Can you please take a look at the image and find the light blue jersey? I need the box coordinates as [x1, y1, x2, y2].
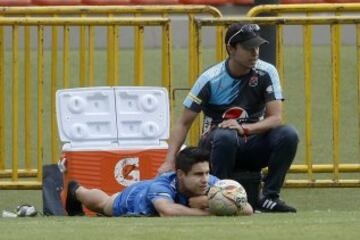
[112, 172, 219, 216]
[183, 59, 283, 132]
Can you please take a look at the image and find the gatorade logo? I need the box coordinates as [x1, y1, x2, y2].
[114, 157, 140, 187]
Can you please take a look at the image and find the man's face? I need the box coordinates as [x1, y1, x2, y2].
[177, 162, 210, 197]
[228, 43, 260, 70]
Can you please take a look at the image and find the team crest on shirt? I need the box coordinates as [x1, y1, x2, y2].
[249, 76, 259, 87]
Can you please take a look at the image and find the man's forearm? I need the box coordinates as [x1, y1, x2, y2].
[165, 123, 190, 163]
[160, 108, 198, 173]
[159, 203, 210, 217]
[243, 115, 281, 135]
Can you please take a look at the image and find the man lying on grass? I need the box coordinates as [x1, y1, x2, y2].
[66, 147, 253, 217]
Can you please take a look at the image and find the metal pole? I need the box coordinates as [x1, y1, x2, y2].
[254, 0, 279, 66]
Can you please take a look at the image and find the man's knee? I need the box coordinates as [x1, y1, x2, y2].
[213, 128, 238, 146]
[275, 125, 299, 146]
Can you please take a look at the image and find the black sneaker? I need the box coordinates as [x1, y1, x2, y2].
[65, 180, 84, 216]
[257, 197, 297, 213]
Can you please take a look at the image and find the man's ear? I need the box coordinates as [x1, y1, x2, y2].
[226, 44, 235, 56]
[176, 169, 185, 179]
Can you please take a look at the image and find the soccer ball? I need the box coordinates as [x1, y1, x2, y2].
[208, 179, 248, 216]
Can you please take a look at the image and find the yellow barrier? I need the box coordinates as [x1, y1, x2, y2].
[0, 5, 223, 85]
[247, 3, 360, 17]
[247, 3, 360, 101]
[246, 3, 360, 187]
[247, 4, 360, 183]
[192, 16, 360, 187]
[0, 5, 223, 190]
[0, 17, 170, 189]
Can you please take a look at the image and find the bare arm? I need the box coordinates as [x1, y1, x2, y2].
[158, 108, 199, 174]
[188, 195, 209, 209]
[153, 199, 210, 217]
[243, 100, 282, 134]
[219, 100, 283, 136]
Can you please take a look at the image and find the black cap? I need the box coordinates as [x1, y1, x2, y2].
[225, 23, 269, 48]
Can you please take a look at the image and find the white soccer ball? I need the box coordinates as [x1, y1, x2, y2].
[208, 179, 248, 216]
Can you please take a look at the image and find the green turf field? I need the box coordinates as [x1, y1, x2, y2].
[1, 188, 360, 240]
[0, 211, 359, 240]
[0, 46, 359, 239]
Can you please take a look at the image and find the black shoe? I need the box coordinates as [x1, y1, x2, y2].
[65, 180, 84, 216]
[257, 197, 297, 213]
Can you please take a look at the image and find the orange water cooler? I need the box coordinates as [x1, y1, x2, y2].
[56, 87, 169, 215]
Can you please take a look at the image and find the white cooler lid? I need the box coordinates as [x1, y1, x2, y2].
[56, 86, 169, 149]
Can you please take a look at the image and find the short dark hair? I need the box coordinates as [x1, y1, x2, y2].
[175, 147, 210, 174]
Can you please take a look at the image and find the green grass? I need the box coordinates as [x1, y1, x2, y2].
[1, 188, 360, 240]
[1, 188, 360, 214]
[0, 211, 359, 240]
